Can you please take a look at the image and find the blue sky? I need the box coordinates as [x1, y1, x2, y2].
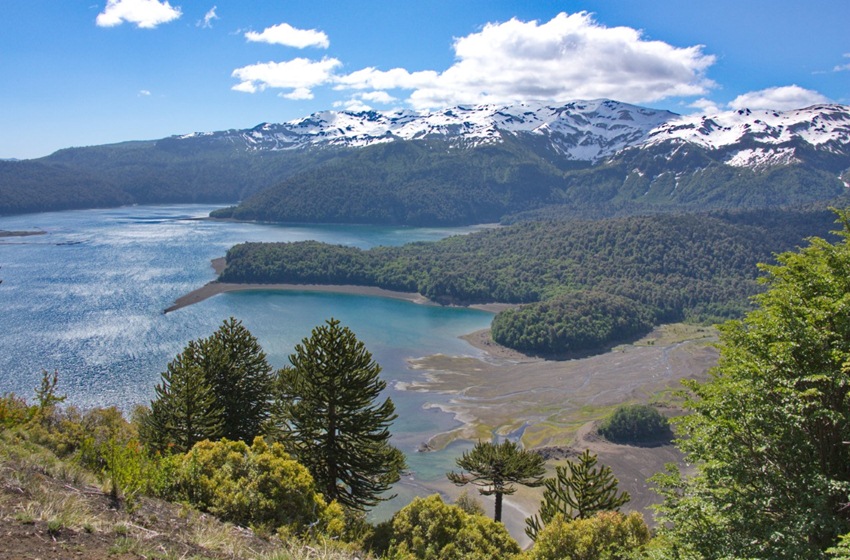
[1, 0, 848, 159]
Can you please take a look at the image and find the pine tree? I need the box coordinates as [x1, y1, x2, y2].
[198, 317, 274, 442]
[143, 340, 224, 453]
[447, 439, 546, 523]
[525, 449, 630, 540]
[272, 318, 406, 510]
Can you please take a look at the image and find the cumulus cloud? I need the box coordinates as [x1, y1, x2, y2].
[333, 99, 373, 112]
[245, 23, 329, 49]
[233, 12, 716, 109]
[688, 98, 722, 115]
[358, 91, 397, 104]
[728, 85, 831, 111]
[835, 53, 850, 72]
[231, 57, 341, 96]
[280, 87, 314, 100]
[335, 12, 715, 109]
[96, 0, 181, 29]
[198, 6, 218, 28]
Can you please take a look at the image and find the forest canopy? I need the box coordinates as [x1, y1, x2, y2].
[219, 207, 843, 355]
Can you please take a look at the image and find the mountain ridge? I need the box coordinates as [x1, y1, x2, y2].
[2, 99, 849, 221]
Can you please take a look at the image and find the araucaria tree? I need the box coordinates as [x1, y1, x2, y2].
[142, 317, 273, 452]
[525, 449, 630, 540]
[142, 340, 224, 453]
[272, 318, 406, 510]
[655, 210, 850, 559]
[447, 439, 546, 523]
[199, 317, 274, 442]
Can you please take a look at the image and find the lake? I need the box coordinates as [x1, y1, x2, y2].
[0, 204, 494, 515]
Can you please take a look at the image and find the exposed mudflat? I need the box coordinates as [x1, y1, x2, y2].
[405, 323, 717, 450]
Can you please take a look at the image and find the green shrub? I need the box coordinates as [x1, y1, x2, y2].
[388, 494, 520, 560]
[161, 436, 338, 535]
[524, 511, 651, 560]
[597, 404, 670, 444]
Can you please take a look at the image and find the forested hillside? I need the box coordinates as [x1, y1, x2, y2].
[219, 206, 845, 355]
[0, 160, 131, 214]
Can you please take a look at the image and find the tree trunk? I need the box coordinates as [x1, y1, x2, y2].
[494, 491, 503, 523]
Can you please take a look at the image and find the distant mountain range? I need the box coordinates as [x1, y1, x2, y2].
[2, 100, 848, 222]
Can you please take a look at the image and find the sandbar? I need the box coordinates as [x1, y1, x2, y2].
[164, 257, 513, 314]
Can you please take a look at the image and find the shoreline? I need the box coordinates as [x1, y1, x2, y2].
[164, 257, 516, 314]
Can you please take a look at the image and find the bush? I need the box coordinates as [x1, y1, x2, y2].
[160, 436, 339, 535]
[388, 494, 520, 559]
[524, 511, 651, 560]
[597, 404, 671, 444]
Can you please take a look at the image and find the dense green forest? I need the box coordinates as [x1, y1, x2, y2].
[219, 207, 845, 355]
[3, 130, 847, 223]
[0, 160, 132, 214]
[214, 138, 848, 225]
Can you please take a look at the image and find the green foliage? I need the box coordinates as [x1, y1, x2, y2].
[454, 489, 486, 516]
[34, 370, 66, 414]
[597, 404, 671, 444]
[0, 393, 32, 429]
[491, 291, 654, 355]
[447, 440, 546, 522]
[160, 437, 335, 534]
[387, 494, 521, 560]
[141, 317, 274, 452]
[201, 317, 275, 442]
[527, 450, 630, 540]
[271, 318, 406, 510]
[523, 511, 651, 560]
[220, 208, 841, 355]
[654, 209, 850, 559]
[142, 341, 224, 454]
[828, 532, 850, 559]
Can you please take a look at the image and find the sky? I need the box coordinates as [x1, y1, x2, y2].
[1, 0, 848, 160]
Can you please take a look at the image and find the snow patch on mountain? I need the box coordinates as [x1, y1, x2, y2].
[175, 101, 850, 167]
[647, 105, 850, 150]
[178, 99, 676, 161]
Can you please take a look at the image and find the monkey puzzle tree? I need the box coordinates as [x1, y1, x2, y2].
[447, 439, 546, 523]
[142, 317, 272, 452]
[272, 318, 406, 510]
[142, 340, 224, 453]
[526, 449, 630, 540]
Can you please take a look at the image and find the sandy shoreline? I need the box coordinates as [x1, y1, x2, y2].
[164, 257, 515, 314]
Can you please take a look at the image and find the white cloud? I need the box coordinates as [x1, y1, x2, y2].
[336, 12, 715, 109]
[688, 98, 721, 115]
[729, 85, 831, 111]
[231, 57, 341, 96]
[280, 87, 314, 100]
[334, 99, 373, 112]
[96, 0, 181, 29]
[835, 53, 850, 72]
[245, 23, 329, 49]
[138, 89, 152, 96]
[197, 6, 218, 28]
[232, 12, 716, 110]
[358, 91, 397, 104]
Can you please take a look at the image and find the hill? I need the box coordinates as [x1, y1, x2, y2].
[2, 100, 848, 222]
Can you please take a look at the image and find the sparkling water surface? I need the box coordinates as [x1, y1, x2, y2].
[0, 204, 494, 513]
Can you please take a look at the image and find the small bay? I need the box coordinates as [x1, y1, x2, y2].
[0, 204, 494, 515]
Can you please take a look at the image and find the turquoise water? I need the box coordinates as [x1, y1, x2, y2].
[0, 204, 491, 514]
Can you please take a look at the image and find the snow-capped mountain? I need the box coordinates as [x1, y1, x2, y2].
[174, 100, 850, 168]
[177, 99, 677, 161]
[646, 104, 850, 168]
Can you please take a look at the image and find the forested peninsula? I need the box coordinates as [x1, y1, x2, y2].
[218, 206, 845, 356]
